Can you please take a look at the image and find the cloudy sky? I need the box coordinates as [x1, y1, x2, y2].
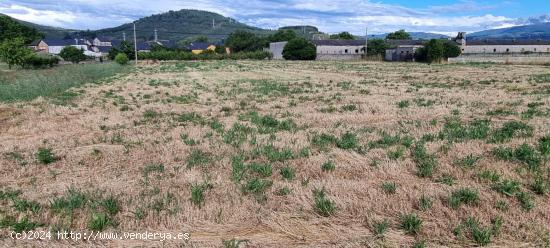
[1, 0, 549, 35]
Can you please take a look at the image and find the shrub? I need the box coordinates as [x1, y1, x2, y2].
[449, 188, 479, 208]
[400, 213, 422, 235]
[21, 54, 59, 69]
[313, 188, 336, 217]
[114, 53, 129, 65]
[36, 147, 56, 164]
[59, 46, 87, 64]
[282, 38, 316, 60]
[101, 196, 120, 215]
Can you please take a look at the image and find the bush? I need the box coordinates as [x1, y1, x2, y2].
[59, 46, 86, 64]
[282, 38, 316, 60]
[114, 53, 129, 65]
[21, 54, 59, 69]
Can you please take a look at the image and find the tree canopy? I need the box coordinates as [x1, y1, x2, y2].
[367, 39, 388, 56]
[59, 46, 87, 64]
[282, 38, 316, 60]
[386, 30, 411, 40]
[225, 30, 265, 53]
[330, 32, 355, 40]
[268, 30, 298, 43]
[0, 38, 33, 69]
[108, 41, 135, 60]
[415, 39, 462, 63]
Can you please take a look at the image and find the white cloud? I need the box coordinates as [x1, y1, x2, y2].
[0, 0, 545, 35]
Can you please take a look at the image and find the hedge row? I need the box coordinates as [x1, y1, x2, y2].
[137, 50, 273, 61]
[21, 55, 59, 69]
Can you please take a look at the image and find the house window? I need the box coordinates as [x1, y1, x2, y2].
[345, 49, 348, 54]
[506, 48, 509, 52]
[493, 48, 496, 53]
[355, 49, 358, 53]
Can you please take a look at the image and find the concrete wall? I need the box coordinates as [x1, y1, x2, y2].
[316, 45, 365, 61]
[462, 45, 550, 54]
[48, 45, 88, 55]
[269, 42, 287, 60]
[316, 54, 363, 61]
[449, 53, 550, 64]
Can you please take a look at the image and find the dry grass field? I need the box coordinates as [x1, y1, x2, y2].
[1, 60, 550, 247]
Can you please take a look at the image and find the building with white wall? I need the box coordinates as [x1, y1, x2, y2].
[268, 40, 366, 60]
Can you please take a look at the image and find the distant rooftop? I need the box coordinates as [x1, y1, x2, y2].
[313, 40, 366, 46]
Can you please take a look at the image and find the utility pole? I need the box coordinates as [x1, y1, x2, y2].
[365, 27, 368, 60]
[212, 19, 215, 29]
[154, 29, 158, 42]
[133, 22, 138, 65]
[123, 32, 126, 41]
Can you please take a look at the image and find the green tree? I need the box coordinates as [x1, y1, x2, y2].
[0, 38, 32, 69]
[0, 16, 42, 43]
[330, 32, 355, 40]
[386, 30, 412, 40]
[108, 41, 135, 60]
[225, 30, 265, 53]
[282, 38, 316, 60]
[367, 39, 388, 56]
[416, 39, 461, 63]
[59, 46, 87, 64]
[268, 29, 298, 43]
[443, 41, 462, 58]
[114, 53, 129, 65]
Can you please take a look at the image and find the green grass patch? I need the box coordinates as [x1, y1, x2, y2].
[449, 188, 479, 209]
[490, 121, 533, 143]
[0, 63, 130, 102]
[313, 188, 336, 217]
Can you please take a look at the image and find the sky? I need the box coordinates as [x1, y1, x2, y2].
[1, 0, 550, 36]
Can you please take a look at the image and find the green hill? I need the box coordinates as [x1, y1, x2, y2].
[468, 22, 550, 40]
[0, 13, 76, 39]
[78, 9, 270, 42]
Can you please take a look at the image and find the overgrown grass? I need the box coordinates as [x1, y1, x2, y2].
[0, 63, 131, 102]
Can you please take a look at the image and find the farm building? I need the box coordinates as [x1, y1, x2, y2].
[384, 40, 425, 61]
[36, 39, 96, 56]
[268, 40, 366, 60]
[313, 40, 366, 60]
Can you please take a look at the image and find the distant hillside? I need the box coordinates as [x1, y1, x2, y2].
[366, 32, 449, 40]
[76, 10, 270, 42]
[468, 22, 550, 40]
[0, 13, 76, 39]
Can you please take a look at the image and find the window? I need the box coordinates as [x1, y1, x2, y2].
[534, 48, 537, 52]
[345, 49, 348, 54]
[493, 48, 496, 53]
[355, 49, 358, 53]
[506, 48, 509, 52]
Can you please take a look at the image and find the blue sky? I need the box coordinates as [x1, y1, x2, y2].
[1, 0, 549, 35]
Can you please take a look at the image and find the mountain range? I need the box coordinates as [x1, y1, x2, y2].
[2, 9, 550, 42]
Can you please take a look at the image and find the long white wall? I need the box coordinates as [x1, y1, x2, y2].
[462, 45, 550, 54]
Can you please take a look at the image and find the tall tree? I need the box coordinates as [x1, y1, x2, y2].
[0, 38, 32, 69]
[386, 30, 412, 40]
[367, 39, 388, 56]
[282, 38, 316, 60]
[225, 30, 265, 53]
[268, 30, 297, 43]
[330, 32, 355, 40]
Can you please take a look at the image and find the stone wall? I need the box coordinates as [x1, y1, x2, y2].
[449, 53, 550, 64]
